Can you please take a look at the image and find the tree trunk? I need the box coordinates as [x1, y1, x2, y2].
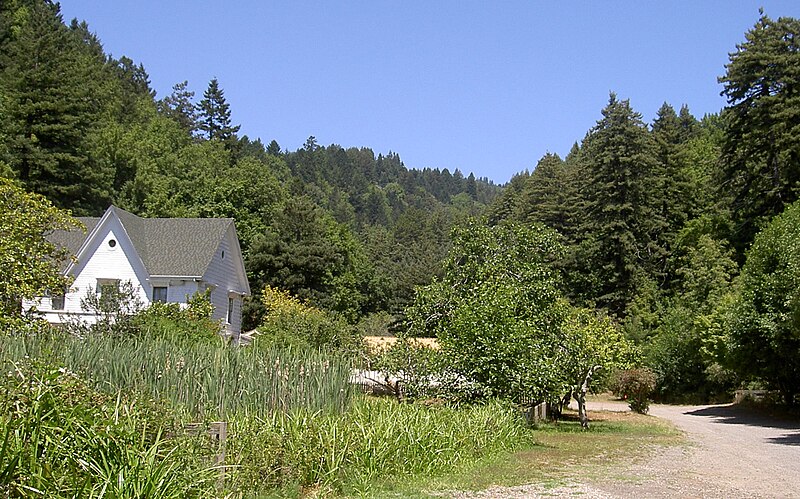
[574, 366, 602, 429]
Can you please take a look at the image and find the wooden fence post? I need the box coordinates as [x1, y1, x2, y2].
[210, 421, 227, 491]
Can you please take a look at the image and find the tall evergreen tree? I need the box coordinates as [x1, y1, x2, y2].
[0, 0, 113, 214]
[197, 78, 240, 145]
[651, 102, 697, 276]
[158, 80, 198, 135]
[514, 153, 579, 239]
[577, 94, 664, 316]
[719, 13, 800, 249]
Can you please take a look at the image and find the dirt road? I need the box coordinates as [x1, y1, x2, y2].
[589, 402, 800, 498]
[450, 401, 800, 498]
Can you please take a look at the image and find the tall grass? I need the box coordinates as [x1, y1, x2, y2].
[0, 332, 535, 496]
[0, 332, 354, 419]
[0, 361, 216, 497]
[226, 398, 533, 496]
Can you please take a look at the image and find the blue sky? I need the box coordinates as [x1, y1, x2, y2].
[59, 1, 800, 184]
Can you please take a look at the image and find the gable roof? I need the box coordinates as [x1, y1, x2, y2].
[52, 206, 235, 278]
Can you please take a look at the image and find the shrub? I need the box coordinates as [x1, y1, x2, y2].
[372, 336, 443, 400]
[610, 368, 657, 414]
[256, 285, 363, 353]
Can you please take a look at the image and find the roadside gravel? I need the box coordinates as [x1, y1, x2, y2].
[446, 400, 800, 498]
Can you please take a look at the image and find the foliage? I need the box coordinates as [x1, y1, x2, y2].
[256, 285, 363, 353]
[561, 309, 638, 426]
[573, 93, 665, 316]
[407, 220, 569, 403]
[0, 0, 115, 214]
[642, 220, 739, 402]
[1, 331, 354, 420]
[723, 199, 800, 406]
[0, 335, 530, 497]
[372, 336, 443, 400]
[225, 398, 531, 496]
[196, 78, 240, 146]
[719, 13, 800, 250]
[133, 290, 221, 344]
[0, 178, 81, 331]
[0, 359, 214, 497]
[610, 368, 657, 413]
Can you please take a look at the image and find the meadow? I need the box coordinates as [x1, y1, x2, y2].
[0, 331, 537, 497]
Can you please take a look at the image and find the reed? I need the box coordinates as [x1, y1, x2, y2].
[225, 397, 532, 495]
[0, 333, 532, 496]
[0, 332, 354, 419]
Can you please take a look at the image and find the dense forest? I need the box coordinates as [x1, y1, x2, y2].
[0, 0, 500, 332]
[2, 0, 800, 408]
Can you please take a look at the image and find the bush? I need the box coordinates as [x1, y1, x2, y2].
[372, 336, 443, 400]
[256, 285, 363, 353]
[610, 368, 657, 414]
[133, 291, 221, 345]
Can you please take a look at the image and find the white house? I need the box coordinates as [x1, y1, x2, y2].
[24, 206, 251, 337]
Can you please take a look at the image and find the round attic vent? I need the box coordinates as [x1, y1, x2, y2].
[108, 239, 117, 248]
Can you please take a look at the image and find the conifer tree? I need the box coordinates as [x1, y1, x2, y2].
[577, 94, 663, 316]
[651, 102, 697, 273]
[197, 78, 240, 145]
[0, 0, 113, 215]
[719, 13, 800, 249]
[159, 80, 198, 134]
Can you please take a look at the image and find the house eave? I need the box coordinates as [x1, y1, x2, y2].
[149, 275, 204, 280]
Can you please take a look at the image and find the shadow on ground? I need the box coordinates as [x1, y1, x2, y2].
[685, 404, 800, 446]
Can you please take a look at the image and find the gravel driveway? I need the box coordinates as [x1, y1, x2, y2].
[449, 401, 800, 498]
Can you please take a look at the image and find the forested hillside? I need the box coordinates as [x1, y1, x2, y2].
[0, 0, 499, 329]
[2, 0, 799, 406]
[487, 13, 800, 403]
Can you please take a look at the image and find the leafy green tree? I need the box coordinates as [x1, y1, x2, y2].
[643, 218, 739, 402]
[0, 178, 81, 330]
[562, 309, 637, 427]
[719, 13, 800, 250]
[406, 220, 568, 403]
[723, 199, 800, 406]
[197, 78, 240, 145]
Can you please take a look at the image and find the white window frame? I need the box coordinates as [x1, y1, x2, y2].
[96, 278, 120, 297]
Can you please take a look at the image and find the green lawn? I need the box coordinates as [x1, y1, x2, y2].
[357, 406, 683, 498]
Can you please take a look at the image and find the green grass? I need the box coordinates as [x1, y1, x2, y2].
[224, 397, 534, 497]
[363, 408, 682, 498]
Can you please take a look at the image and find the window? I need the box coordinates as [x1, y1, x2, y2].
[97, 279, 119, 297]
[96, 279, 120, 312]
[152, 286, 168, 303]
[227, 297, 234, 324]
[51, 290, 65, 310]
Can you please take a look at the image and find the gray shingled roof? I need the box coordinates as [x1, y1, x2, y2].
[50, 207, 233, 277]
